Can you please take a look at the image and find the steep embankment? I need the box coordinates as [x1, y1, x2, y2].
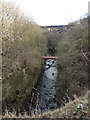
[42, 17, 89, 119]
[56, 18, 88, 106]
[1, 1, 47, 111]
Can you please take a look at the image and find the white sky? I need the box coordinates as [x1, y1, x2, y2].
[5, 0, 89, 26]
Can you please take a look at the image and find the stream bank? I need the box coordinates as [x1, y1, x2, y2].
[29, 54, 58, 114]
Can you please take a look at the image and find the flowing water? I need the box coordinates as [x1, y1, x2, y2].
[34, 57, 58, 112]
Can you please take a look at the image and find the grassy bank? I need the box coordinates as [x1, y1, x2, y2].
[42, 91, 89, 119]
[2, 92, 89, 119]
[1, 1, 47, 112]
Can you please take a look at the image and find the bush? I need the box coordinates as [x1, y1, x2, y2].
[1, 1, 47, 111]
[56, 18, 88, 105]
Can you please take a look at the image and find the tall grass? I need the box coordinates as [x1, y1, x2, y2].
[42, 92, 89, 118]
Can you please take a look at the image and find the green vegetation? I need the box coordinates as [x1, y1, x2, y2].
[46, 31, 60, 55]
[40, 18, 88, 119]
[1, 1, 47, 111]
[1, 1, 88, 118]
[56, 18, 88, 106]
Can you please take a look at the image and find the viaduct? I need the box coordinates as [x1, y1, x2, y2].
[40, 25, 74, 33]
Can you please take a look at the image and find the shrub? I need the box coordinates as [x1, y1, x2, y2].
[1, 1, 47, 111]
[56, 18, 88, 105]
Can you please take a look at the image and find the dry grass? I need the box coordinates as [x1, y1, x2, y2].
[3, 109, 42, 118]
[2, 91, 89, 119]
[42, 91, 89, 119]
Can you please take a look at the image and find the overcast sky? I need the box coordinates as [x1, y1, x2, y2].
[5, 0, 89, 26]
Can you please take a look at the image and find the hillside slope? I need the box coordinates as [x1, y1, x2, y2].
[55, 17, 88, 106]
[42, 91, 89, 119]
[1, 1, 47, 112]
